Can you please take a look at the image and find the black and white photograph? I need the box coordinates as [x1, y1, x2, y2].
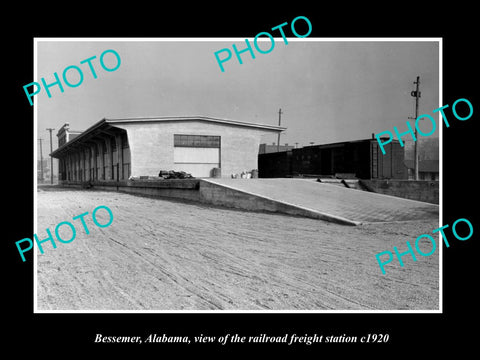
[6, 6, 478, 355]
[34, 39, 441, 312]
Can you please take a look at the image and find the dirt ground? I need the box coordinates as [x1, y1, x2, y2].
[35, 187, 439, 311]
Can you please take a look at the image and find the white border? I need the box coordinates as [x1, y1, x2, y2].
[33, 42, 38, 312]
[33, 37, 442, 314]
[438, 38, 443, 313]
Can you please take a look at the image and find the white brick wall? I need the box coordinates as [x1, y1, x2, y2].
[112, 121, 276, 178]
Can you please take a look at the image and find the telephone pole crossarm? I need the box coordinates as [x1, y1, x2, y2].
[38, 138, 44, 182]
[277, 108, 283, 152]
[411, 76, 420, 180]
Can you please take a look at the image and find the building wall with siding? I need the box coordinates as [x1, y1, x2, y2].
[259, 139, 407, 180]
[112, 121, 274, 178]
[258, 151, 292, 178]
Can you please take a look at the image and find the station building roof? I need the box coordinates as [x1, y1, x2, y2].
[50, 116, 286, 158]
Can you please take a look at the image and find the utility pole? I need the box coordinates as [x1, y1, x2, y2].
[46, 128, 55, 184]
[277, 108, 283, 152]
[409, 76, 421, 180]
[38, 138, 44, 182]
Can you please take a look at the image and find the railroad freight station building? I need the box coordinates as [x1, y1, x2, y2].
[50, 116, 285, 183]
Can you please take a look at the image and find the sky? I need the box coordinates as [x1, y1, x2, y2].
[35, 39, 440, 155]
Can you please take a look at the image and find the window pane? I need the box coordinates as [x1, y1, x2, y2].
[174, 134, 220, 148]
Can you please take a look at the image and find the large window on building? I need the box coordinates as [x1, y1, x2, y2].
[58, 134, 66, 147]
[173, 134, 221, 177]
[174, 134, 220, 148]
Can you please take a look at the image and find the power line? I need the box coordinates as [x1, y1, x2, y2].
[277, 108, 283, 152]
[408, 76, 421, 180]
[38, 138, 44, 182]
[46, 128, 55, 184]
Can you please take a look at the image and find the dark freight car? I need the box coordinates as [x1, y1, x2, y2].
[258, 138, 407, 180]
[258, 150, 292, 178]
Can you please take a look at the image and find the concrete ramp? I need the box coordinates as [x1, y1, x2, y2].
[200, 178, 439, 225]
